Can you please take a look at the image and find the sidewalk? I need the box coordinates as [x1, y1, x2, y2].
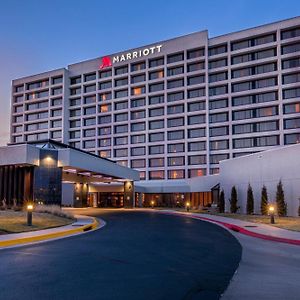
[152, 209, 300, 245]
[0, 214, 102, 249]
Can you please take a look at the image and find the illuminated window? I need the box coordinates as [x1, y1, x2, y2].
[168, 170, 184, 179]
[131, 86, 145, 96]
[188, 169, 206, 178]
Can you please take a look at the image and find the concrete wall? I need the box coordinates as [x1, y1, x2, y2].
[219, 143, 300, 216]
[62, 183, 74, 206]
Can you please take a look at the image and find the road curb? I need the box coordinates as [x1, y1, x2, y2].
[0, 217, 100, 249]
[158, 211, 300, 246]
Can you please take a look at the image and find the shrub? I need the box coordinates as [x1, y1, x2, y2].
[32, 204, 74, 219]
[230, 186, 238, 213]
[260, 185, 268, 215]
[246, 184, 254, 215]
[218, 190, 225, 213]
[276, 180, 287, 217]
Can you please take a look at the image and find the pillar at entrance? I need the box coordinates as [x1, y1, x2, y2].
[123, 181, 134, 208]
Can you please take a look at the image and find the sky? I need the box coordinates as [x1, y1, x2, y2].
[0, 0, 299, 145]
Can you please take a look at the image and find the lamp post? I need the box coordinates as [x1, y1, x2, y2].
[151, 200, 155, 209]
[186, 202, 190, 212]
[27, 204, 33, 226]
[269, 205, 275, 224]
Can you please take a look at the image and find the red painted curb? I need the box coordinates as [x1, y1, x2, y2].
[159, 211, 300, 246]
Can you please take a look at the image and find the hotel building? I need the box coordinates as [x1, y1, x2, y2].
[7, 16, 300, 213]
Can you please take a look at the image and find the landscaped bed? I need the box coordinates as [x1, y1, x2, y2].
[0, 210, 75, 234]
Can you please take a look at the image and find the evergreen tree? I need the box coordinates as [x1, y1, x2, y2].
[230, 186, 238, 213]
[218, 190, 225, 213]
[276, 180, 287, 216]
[246, 184, 254, 215]
[260, 185, 268, 215]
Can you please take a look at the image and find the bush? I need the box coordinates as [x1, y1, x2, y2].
[260, 185, 268, 215]
[31, 205, 74, 219]
[276, 180, 287, 217]
[230, 186, 238, 213]
[246, 184, 254, 215]
[218, 190, 225, 213]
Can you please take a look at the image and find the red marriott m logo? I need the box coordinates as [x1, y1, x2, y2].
[99, 56, 112, 69]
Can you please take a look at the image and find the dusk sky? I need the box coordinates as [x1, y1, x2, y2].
[0, 0, 299, 145]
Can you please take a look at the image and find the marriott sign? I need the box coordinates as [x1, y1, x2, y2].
[100, 44, 163, 69]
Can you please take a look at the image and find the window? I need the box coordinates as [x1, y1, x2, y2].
[232, 92, 277, 106]
[131, 61, 145, 72]
[70, 76, 81, 85]
[283, 87, 300, 99]
[131, 147, 145, 156]
[84, 95, 96, 104]
[149, 107, 164, 117]
[284, 102, 300, 114]
[84, 107, 96, 115]
[188, 169, 206, 178]
[209, 85, 228, 96]
[188, 128, 206, 138]
[210, 140, 229, 150]
[167, 104, 184, 114]
[283, 73, 300, 84]
[99, 127, 111, 135]
[285, 133, 300, 144]
[210, 126, 228, 137]
[188, 141, 205, 151]
[281, 27, 300, 40]
[149, 170, 164, 180]
[70, 120, 81, 128]
[231, 34, 276, 51]
[114, 148, 128, 157]
[115, 77, 128, 87]
[188, 155, 206, 165]
[99, 138, 111, 147]
[27, 80, 49, 90]
[167, 130, 184, 140]
[149, 57, 164, 68]
[52, 98, 62, 106]
[84, 118, 96, 126]
[284, 118, 300, 129]
[149, 158, 164, 167]
[84, 73, 96, 82]
[131, 98, 145, 108]
[115, 101, 128, 110]
[167, 52, 184, 63]
[51, 131, 62, 139]
[209, 112, 228, 123]
[209, 99, 228, 110]
[131, 159, 146, 168]
[99, 115, 112, 124]
[131, 134, 145, 144]
[51, 109, 62, 117]
[282, 42, 300, 55]
[187, 62, 205, 72]
[99, 70, 112, 79]
[232, 77, 277, 93]
[167, 79, 184, 89]
[52, 87, 62, 95]
[15, 85, 24, 93]
[131, 110, 145, 120]
[149, 70, 164, 80]
[168, 170, 184, 180]
[114, 124, 128, 133]
[282, 57, 300, 69]
[149, 132, 165, 142]
[99, 104, 111, 113]
[99, 92, 112, 101]
[99, 81, 112, 90]
[131, 74, 145, 84]
[167, 92, 184, 102]
[188, 115, 205, 125]
[232, 63, 276, 79]
[188, 88, 205, 98]
[168, 156, 184, 166]
[99, 150, 111, 158]
[188, 101, 206, 112]
[14, 95, 23, 103]
[209, 58, 227, 69]
[115, 66, 128, 76]
[188, 75, 205, 85]
[167, 117, 184, 127]
[84, 140, 95, 149]
[84, 129, 95, 137]
[168, 143, 184, 153]
[131, 122, 145, 132]
[167, 66, 184, 76]
[208, 45, 227, 56]
[115, 89, 128, 98]
[115, 113, 128, 122]
[149, 120, 164, 130]
[149, 83, 164, 93]
[131, 86, 146, 96]
[210, 154, 229, 164]
[149, 145, 164, 154]
[149, 95, 164, 105]
[187, 48, 204, 59]
[232, 48, 276, 64]
[27, 90, 49, 99]
[209, 72, 227, 83]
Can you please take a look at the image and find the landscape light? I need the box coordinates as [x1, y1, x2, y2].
[27, 204, 33, 226]
[151, 200, 155, 209]
[269, 205, 275, 224]
[186, 202, 191, 212]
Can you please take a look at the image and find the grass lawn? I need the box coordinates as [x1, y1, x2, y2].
[0, 210, 74, 234]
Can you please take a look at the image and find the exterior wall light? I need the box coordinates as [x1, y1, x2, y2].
[269, 205, 275, 224]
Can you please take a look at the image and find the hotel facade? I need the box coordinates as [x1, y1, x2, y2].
[7, 16, 300, 214]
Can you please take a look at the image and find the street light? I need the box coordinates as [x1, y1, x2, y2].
[151, 200, 155, 209]
[186, 202, 190, 212]
[27, 204, 33, 226]
[269, 205, 275, 224]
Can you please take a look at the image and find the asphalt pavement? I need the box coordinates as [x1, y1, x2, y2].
[0, 209, 241, 300]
